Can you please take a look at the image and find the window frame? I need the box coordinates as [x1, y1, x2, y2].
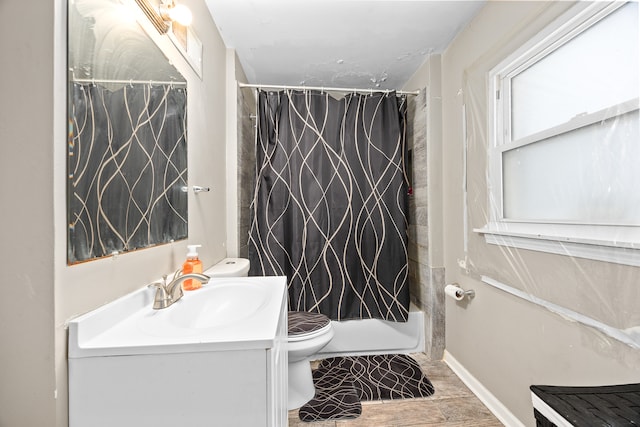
[477, 1, 640, 267]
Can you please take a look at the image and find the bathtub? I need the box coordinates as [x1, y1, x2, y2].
[317, 303, 424, 358]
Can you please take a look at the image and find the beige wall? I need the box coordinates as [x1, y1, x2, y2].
[0, 1, 230, 425]
[433, 1, 640, 425]
[0, 1, 57, 425]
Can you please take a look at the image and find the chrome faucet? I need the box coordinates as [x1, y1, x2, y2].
[148, 270, 210, 309]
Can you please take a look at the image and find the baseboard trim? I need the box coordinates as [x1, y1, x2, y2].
[443, 350, 525, 427]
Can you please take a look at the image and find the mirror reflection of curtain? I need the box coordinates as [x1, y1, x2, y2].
[68, 83, 188, 263]
[249, 90, 410, 321]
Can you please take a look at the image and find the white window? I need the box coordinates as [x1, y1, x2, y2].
[479, 1, 640, 266]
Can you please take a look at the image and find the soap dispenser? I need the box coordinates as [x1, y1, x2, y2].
[182, 244, 203, 290]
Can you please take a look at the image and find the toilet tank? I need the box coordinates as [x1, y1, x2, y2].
[205, 258, 250, 277]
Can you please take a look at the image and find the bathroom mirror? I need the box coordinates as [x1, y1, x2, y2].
[67, 0, 188, 264]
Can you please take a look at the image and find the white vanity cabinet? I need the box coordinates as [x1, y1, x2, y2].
[68, 277, 288, 427]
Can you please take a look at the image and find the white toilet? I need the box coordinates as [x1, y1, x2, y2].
[286, 311, 334, 409]
[206, 258, 334, 410]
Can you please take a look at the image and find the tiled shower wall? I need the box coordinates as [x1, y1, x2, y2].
[407, 89, 445, 360]
[236, 88, 444, 358]
[237, 87, 255, 258]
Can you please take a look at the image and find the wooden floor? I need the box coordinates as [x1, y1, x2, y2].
[288, 353, 504, 427]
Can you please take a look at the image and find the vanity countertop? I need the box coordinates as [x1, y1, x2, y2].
[68, 275, 287, 357]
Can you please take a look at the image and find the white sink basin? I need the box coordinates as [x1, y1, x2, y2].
[136, 279, 275, 338]
[169, 282, 270, 329]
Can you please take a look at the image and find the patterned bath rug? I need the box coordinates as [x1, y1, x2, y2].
[299, 354, 434, 422]
[319, 354, 435, 401]
[298, 365, 362, 422]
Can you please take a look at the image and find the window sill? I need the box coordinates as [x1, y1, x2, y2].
[474, 223, 640, 267]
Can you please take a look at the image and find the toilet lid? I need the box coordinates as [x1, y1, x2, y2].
[288, 311, 331, 340]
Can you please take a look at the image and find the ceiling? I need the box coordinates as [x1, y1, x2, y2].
[204, 0, 486, 91]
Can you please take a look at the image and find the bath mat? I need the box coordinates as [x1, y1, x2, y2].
[298, 365, 362, 422]
[299, 354, 434, 422]
[319, 354, 435, 401]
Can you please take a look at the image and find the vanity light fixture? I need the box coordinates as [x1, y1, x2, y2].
[133, 0, 192, 34]
[159, 0, 193, 26]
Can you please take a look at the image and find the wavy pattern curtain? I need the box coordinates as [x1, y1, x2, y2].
[248, 90, 409, 321]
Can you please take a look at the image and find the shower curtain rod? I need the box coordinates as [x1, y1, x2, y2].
[238, 82, 419, 96]
[72, 78, 187, 87]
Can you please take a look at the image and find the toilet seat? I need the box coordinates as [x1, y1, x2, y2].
[288, 311, 332, 342]
[288, 323, 332, 342]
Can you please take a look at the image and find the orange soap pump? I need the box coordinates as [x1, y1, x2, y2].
[182, 244, 203, 290]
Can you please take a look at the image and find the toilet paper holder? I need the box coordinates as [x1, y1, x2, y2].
[460, 288, 475, 299]
[445, 283, 475, 301]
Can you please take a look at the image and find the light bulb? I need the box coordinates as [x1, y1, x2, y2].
[168, 3, 192, 26]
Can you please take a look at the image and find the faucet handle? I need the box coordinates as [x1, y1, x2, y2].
[147, 281, 163, 290]
[147, 275, 168, 289]
[148, 277, 170, 310]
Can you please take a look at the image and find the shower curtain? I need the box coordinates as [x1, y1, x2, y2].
[248, 89, 410, 321]
[68, 82, 187, 263]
